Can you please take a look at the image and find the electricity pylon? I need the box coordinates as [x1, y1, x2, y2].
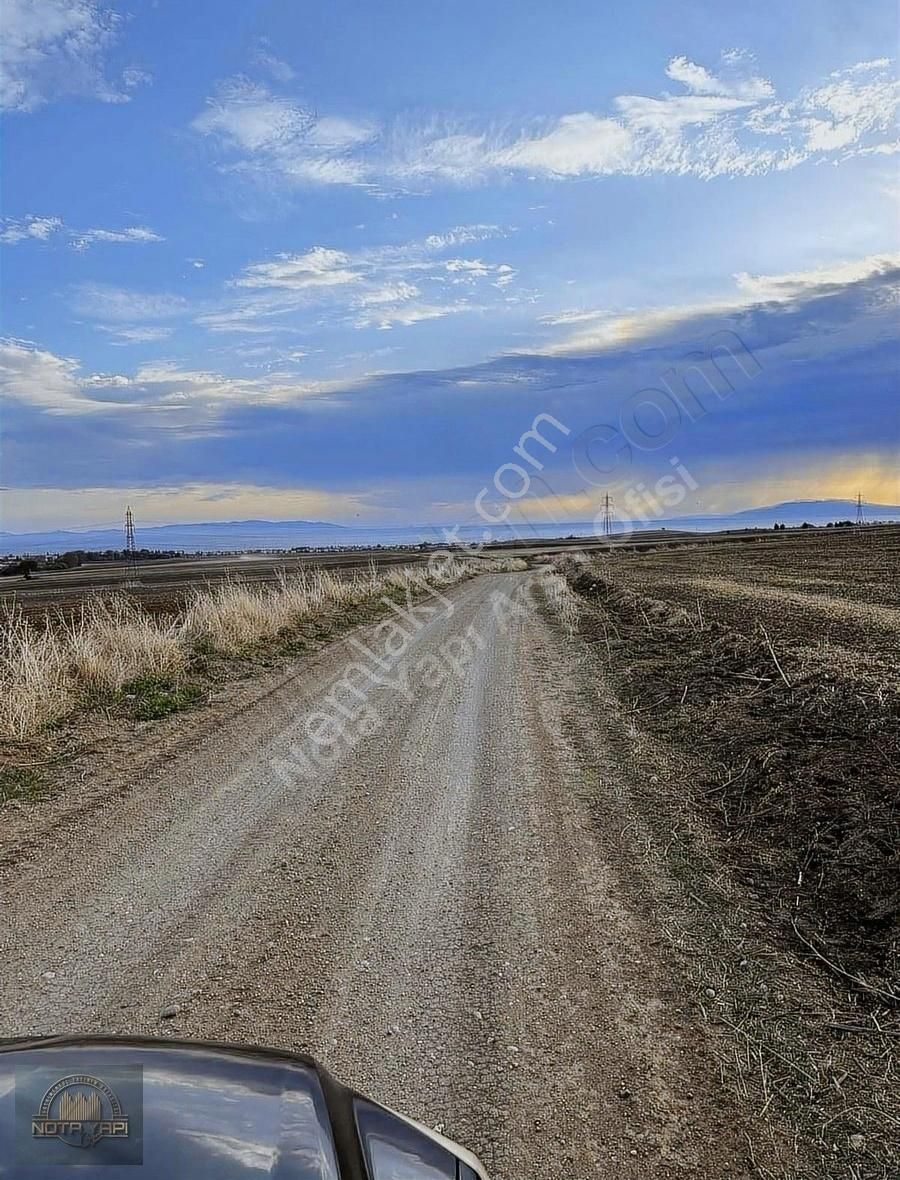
[855, 491, 866, 526]
[124, 505, 139, 585]
[601, 493, 613, 537]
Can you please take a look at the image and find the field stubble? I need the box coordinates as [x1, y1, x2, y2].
[554, 526, 899, 1178]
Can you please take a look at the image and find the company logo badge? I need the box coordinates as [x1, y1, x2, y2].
[32, 1073, 130, 1150]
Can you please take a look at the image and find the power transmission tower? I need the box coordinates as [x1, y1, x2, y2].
[601, 492, 613, 537]
[855, 491, 866, 526]
[124, 505, 139, 585]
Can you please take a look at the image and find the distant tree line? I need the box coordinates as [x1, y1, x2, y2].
[0, 549, 184, 577]
[772, 520, 861, 532]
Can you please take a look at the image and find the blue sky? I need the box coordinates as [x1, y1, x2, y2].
[1, 0, 898, 533]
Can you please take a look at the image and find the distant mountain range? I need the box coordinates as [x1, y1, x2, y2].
[1, 499, 898, 556]
[702, 498, 900, 529]
[0, 518, 343, 555]
[628, 498, 900, 531]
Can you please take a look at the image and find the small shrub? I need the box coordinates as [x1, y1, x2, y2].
[0, 766, 48, 803]
[121, 676, 204, 721]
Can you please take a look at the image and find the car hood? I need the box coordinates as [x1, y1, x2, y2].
[0, 1039, 341, 1178]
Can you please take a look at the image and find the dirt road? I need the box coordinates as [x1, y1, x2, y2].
[0, 573, 754, 1178]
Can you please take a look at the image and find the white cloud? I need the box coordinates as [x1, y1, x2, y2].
[102, 361, 339, 408]
[234, 247, 361, 291]
[386, 127, 489, 183]
[1, 215, 164, 248]
[799, 74, 900, 154]
[665, 54, 774, 101]
[194, 248, 364, 335]
[251, 39, 295, 84]
[831, 59, 891, 78]
[355, 301, 473, 331]
[733, 253, 900, 301]
[356, 281, 420, 306]
[3, 482, 373, 532]
[191, 54, 900, 191]
[423, 225, 504, 249]
[0, 215, 63, 243]
[191, 77, 376, 188]
[539, 308, 610, 326]
[307, 116, 377, 149]
[539, 252, 900, 354]
[614, 93, 754, 132]
[194, 306, 298, 335]
[442, 257, 518, 288]
[71, 226, 164, 248]
[0, 336, 349, 418]
[192, 77, 312, 152]
[72, 283, 186, 346]
[121, 65, 151, 90]
[0, 338, 104, 413]
[1, 0, 150, 112]
[746, 69, 900, 158]
[98, 325, 174, 344]
[445, 258, 491, 277]
[197, 226, 517, 337]
[74, 283, 187, 323]
[493, 113, 633, 176]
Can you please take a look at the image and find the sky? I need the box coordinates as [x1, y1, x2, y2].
[1, 0, 898, 535]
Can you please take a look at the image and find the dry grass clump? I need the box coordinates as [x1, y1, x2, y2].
[485, 555, 529, 573]
[541, 563, 584, 631]
[64, 597, 187, 691]
[0, 609, 72, 739]
[184, 566, 406, 654]
[0, 598, 186, 739]
[428, 554, 480, 582]
[183, 581, 289, 654]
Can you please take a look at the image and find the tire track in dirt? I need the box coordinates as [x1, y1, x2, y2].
[0, 573, 755, 1178]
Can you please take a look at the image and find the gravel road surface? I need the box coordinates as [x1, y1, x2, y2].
[0, 573, 753, 1177]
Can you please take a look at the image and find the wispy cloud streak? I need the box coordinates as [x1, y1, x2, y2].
[191, 53, 899, 191]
